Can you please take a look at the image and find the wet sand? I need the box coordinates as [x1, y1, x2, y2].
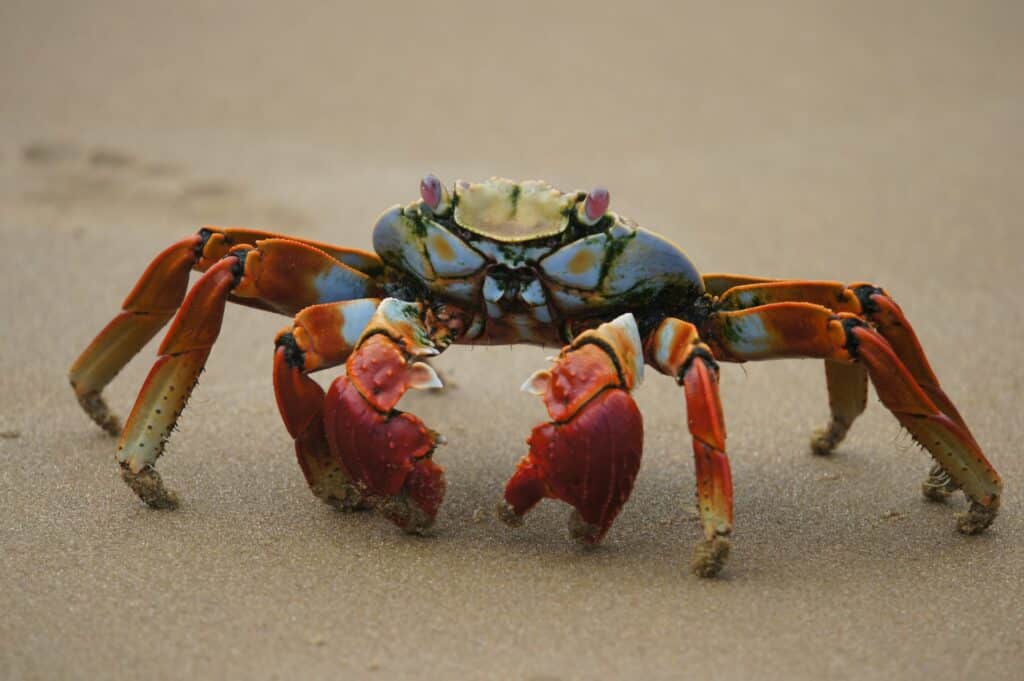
[1, 2, 1022, 679]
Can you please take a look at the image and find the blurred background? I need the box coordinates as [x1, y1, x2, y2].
[4, 0, 1020, 276]
[2, 2, 1022, 679]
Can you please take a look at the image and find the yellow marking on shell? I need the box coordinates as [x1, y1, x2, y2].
[428, 232, 456, 262]
[566, 248, 597, 276]
[454, 178, 573, 242]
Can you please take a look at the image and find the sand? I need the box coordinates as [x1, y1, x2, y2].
[1, 2, 1022, 679]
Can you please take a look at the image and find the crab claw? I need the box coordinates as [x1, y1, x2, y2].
[419, 174, 452, 215]
[577, 186, 610, 226]
[500, 388, 643, 544]
[499, 320, 644, 544]
[324, 334, 447, 533]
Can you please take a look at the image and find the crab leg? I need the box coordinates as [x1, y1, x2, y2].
[701, 272, 778, 297]
[117, 240, 380, 508]
[498, 314, 645, 545]
[273, 298, 381, 510]
[853, 285, 969, 432]
[646, 317, 733, 577]
[704, 302, 1002, 534]
[811, 360, 868, 456]
[713, 279, 974, 469]
[69, 234, 205, 435]
[322, 299, 453, 533]
[69, 226, 383, 434]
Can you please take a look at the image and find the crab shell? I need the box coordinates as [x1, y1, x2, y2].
[372, 177, 704, 344]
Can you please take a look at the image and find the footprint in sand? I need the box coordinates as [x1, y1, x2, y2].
[22, 140, 81, 164]
[16, 139, 310, 230]
[140, 161, 184, 177]
[87, 148, 135, 169]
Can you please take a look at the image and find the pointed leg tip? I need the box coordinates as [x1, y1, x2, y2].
[810, 422, 846, 456]
[691, 536, 731, 578]
[121, 464, 179, 509]
[811, 438, 835, 454]
[956, 502, 998, 535]
[76, 391, 122, 436]
[568, 510, 605, 546]
[101, 418, 123, 437]
[495, 499, 524, 527]
[809, 435, 835, 457]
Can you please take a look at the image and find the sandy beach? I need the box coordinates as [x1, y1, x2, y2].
[2, 2, 1022, 679]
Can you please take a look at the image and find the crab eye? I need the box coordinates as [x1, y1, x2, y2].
[577, 186, 610, 226]
[419, 174, 452, 215]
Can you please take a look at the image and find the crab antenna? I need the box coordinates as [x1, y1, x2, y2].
[419, 174, 451, 214]
[578, 187, 610, 226]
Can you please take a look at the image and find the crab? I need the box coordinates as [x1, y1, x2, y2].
[69, 176, 1002, 577]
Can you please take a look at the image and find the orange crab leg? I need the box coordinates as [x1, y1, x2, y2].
[715, 279, 860, 313]
[712, 279, 973, 455]
[811, 360, 868, 456]
[646, 317, 732, 577]
[854, 286, 968, 431]
[69, 234, 205, 434]
[701, 272, 778, 297]
[116, 241, 380, 508]
[321, 300, 450, 533]
[498, 314, 645, 545]
[705, 303, 1002, 534]
[273, 298, 381, 509]
[115, 258, 234, 507]
[195, 227, 385, 277]
[69, 226, 385, 435]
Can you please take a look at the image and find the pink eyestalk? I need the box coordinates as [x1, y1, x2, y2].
[419, 174, 452, 215]
[577, 186, 610, 226]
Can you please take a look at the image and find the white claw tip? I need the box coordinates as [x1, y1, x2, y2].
[520, 369, 551, 396]
[408, 362, 444, 390]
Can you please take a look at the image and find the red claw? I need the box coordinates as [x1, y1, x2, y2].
[323, 333, 446, 532]
[503, 385, 643, 544]
[502, 320, 645, 543]
[324, 376, 445, 530]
